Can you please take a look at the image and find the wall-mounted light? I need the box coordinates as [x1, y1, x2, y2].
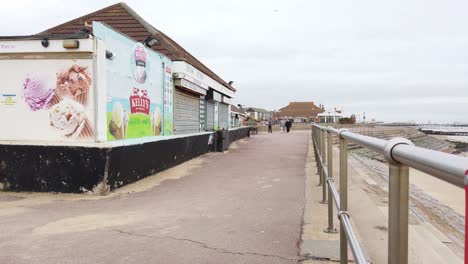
[142, 36, 158, 47]
[228, 81, 234, 85]
[63, 40, 79, 49]
[105, 50, 115, 60]
[41, 38, 49, 48]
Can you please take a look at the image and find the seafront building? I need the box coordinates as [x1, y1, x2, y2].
[277, 101, 324, 123]
[0, 3, 249, 193]
[244, 107, 272, 121]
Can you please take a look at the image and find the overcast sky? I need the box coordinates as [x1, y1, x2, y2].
[2, 0, 467, 123]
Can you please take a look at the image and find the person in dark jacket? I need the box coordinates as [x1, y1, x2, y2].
[286, 119, 292, 133]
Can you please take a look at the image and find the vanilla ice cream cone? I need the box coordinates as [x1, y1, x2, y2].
[150, 109, 161, 136]
[109, 102, 126, 140]
[49, 98, 86, 139]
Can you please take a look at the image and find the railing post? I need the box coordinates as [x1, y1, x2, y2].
[321, 128, 327, 204]
[384, 138, 413, 264]
[339, 129, 348, 264]
[465, 181, 468, 264]
[325, 127, 337, 233]
[315, 127, 322, 186]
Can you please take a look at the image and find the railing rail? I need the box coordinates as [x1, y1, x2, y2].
[311, 124, 468, 264]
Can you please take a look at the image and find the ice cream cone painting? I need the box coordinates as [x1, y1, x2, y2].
[150, 108, 162, 136]
[49, 98, 93, 140]
[56, 64, 92, 105]
[109, 102, 128, 140]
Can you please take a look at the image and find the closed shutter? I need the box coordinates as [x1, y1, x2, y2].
[206, 101, 214, 131]
[199, 97, 206, 131]
[174, 89, 200, 135]
[219, 103, 229, 130]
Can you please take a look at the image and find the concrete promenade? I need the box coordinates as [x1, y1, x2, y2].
[0, 131, 310, 264]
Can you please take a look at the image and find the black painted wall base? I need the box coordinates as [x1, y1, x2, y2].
[0, 127, 250, 193]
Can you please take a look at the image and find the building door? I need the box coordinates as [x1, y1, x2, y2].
[174, 88, 200, 135]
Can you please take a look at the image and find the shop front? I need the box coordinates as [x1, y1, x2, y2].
[173, 79, 207, 135]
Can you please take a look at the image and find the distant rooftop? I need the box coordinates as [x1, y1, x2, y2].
[278, 102, 324, 118]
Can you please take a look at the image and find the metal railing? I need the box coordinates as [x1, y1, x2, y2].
[311, 124, 468, 264]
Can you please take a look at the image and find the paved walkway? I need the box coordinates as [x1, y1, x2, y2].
[0, 131, 310, 264]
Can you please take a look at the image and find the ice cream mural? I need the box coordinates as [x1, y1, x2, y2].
[20, 63, 94, 141]
[134, 43, 147, 84]
[22, 75, 55, 111]
[56, 64, 92, 105]
[151, 108, 162, 136]
[49, 98, 93, 139]
[92, 22, 171, 141]
[109, 102, 129, 139]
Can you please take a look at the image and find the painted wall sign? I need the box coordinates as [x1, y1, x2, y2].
[163, 64, 174, 135]
[93, 22, 173, 140]
[0, 94, 17, 106]
[174, 79, 207, 95]
[0, 48, 95, 142]
[172, 61, 234, 98]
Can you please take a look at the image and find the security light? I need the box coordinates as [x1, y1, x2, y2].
[63, 40, 79, 49]
[41, 38, 49, 48]
[143, 36, 158, 47]
[105, 50, 114, 60]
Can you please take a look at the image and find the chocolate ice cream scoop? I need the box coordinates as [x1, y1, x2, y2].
[56, 64, 92, 98]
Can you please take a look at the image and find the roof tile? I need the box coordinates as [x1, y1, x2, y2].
[38, 3, 235, 92]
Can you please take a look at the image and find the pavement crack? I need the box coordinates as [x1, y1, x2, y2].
[111, 228, 297, 261]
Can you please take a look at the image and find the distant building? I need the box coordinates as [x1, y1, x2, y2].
[277, 102, 324, 123]
[230, 105, 246, 127]
[317, 108, 343, 123]
[245, 107, 272, 121]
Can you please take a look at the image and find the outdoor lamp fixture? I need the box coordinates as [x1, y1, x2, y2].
[228, 81, 234, 85]
[143, 36, 158, 47]
[63, 40, 79, 49]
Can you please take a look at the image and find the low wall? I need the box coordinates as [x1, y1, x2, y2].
[0, 127, 250, 193]
[257, 124, 312, 132]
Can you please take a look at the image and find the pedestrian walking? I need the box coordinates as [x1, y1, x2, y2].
[280, 119, 286, 133]
[286, 119, 292, 133]
[267, 119, 273, 133]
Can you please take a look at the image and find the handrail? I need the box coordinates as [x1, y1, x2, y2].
[311, 128, 367, 264]
[312, 124, 468, 264]
[326, 126, 467, 187]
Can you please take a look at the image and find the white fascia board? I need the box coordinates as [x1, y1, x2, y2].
[172, 61, 235, 98]
[0, 38, 94, 54]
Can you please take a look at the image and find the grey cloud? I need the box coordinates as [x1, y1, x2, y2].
[1, 0, 467, 122]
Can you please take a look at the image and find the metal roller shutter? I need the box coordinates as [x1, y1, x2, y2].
[219, 103, 229, 130]
[206, 101, 214, 131]
[174, 89, 200, 135]
[199, 97, 206, 131]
